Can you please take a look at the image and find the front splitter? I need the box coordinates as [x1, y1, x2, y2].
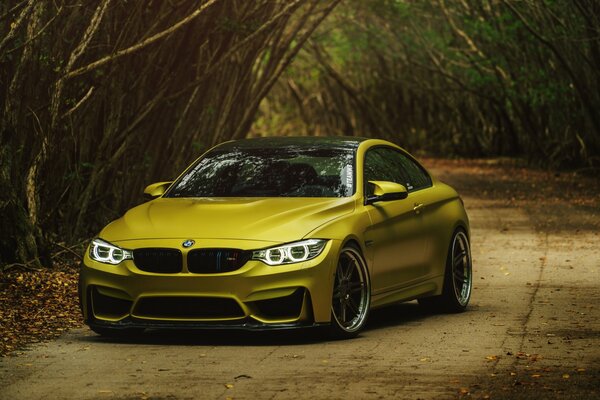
[87, 316, 328, 332]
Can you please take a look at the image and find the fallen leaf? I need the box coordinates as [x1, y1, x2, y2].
[530, 354, 542, 362]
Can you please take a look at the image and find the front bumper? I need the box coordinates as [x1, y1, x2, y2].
[79, 239, 340, 330]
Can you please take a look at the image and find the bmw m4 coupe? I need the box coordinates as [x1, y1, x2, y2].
[79, 137, 472, 339]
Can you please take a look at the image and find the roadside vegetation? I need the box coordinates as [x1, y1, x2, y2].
[255, 0, 600, 169]
[0, 0, 341, 268]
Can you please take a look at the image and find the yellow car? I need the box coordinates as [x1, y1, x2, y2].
[79, 137, 472, 339]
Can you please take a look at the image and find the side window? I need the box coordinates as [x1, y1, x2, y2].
[364, 147, 431, 194]
[398, 153, 432, 190]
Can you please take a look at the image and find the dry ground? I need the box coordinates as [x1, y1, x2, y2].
[1, 158, 599, 399]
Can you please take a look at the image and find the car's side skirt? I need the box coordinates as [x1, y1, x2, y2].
[370, 276, 443, 309]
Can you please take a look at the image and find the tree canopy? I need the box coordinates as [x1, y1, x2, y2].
[1, 0, 598, 267]
[0, 0, 340, 266]
[255, 0, 600, 168]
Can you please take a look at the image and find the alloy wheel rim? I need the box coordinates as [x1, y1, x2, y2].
[451, 231, 472, 306]
[331, 248, 369, 332]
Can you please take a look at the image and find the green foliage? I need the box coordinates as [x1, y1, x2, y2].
[255, 0, 600, 169]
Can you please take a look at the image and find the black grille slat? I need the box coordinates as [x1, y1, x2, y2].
[133, 248, 182, 273]
[188, 248, 250, 273]
[134, 297, 244, 319]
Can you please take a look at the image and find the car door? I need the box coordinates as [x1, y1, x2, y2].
[363, 147, 434, 295]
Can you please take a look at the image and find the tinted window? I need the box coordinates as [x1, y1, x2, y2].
[166, 147, 355, 198]
[364, 147, 431, 194]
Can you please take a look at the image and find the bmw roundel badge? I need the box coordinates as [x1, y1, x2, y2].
[182, 239, 195, 248]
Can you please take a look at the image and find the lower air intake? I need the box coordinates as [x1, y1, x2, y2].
[133, 296, 245, 320]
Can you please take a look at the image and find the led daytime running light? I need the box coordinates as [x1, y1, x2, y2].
[89, 238, 133, 265]
[252, 239, 327, 266]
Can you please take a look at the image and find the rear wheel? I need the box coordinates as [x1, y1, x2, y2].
[328, 245, 371, 339]
[419, 229, 472, 313]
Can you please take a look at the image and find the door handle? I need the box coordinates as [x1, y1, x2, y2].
[413, 203, 424, 214]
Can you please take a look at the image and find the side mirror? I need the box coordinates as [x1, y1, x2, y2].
[365, 181, 408, 205]
[143, 181, 173, 200]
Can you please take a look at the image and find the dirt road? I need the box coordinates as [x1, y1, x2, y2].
[1, 162, 598, 399]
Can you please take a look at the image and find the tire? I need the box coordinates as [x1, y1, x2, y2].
[418, 229, 472, 313]
[328, 244, 371, 339]
[90, 325, 144, 338]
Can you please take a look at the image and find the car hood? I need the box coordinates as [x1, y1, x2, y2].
[101, 197, 355, 244]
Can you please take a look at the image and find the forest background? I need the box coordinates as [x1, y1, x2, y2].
[1, 0, 599, 268]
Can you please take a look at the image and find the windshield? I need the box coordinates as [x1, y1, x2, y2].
[166, 147, 355, 198]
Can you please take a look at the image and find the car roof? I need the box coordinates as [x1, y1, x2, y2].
[217, 136, 370, 151]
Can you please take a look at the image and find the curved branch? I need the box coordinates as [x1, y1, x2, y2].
[50, 0, 112, 126]
[6, 6, 63, 55]
[166, 0, 305, 101]
[0, 0, 34, 54]
[501, 0, 600, 142]
[64, 0, 222, 80]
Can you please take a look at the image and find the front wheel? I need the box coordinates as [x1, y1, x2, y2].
[419, 229, 472, 313]
[328, 245, 371, 339]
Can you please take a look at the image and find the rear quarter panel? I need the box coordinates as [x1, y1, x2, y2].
[424, 178, 470, 286]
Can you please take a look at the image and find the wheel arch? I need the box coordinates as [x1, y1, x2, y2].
[339, 235, 373, 277]
[341, 237, 363, 253]
[452, 220, 470, 239]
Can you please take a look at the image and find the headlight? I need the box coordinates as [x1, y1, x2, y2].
[89, 238, 133, 265]
[252, 239, 327, 266]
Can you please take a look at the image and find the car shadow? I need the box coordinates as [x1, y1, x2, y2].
[77, 301, 449, 347]
[78, 327, 324, 347]
[365, 301, 433, 331]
